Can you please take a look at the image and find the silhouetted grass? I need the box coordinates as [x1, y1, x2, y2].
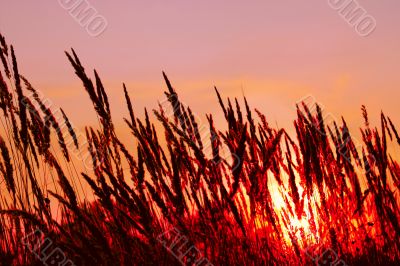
[0, 34, 399, 266]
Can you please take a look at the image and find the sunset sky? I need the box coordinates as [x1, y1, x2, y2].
[1, 0, 400, 140]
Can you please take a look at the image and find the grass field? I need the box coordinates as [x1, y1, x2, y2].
[0, 33, 399, 265]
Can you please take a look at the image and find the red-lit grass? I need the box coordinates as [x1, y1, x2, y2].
[0, 34, 398, 265]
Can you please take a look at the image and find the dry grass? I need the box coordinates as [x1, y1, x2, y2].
[0, 33, 399, 265]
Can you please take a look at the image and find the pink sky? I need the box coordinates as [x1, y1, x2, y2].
[1, 0, 400, 138]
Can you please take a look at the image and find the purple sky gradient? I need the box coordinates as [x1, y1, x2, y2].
[1, 0, 400, 139]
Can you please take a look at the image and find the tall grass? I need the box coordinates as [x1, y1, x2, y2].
[0, 34, 399, 265]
